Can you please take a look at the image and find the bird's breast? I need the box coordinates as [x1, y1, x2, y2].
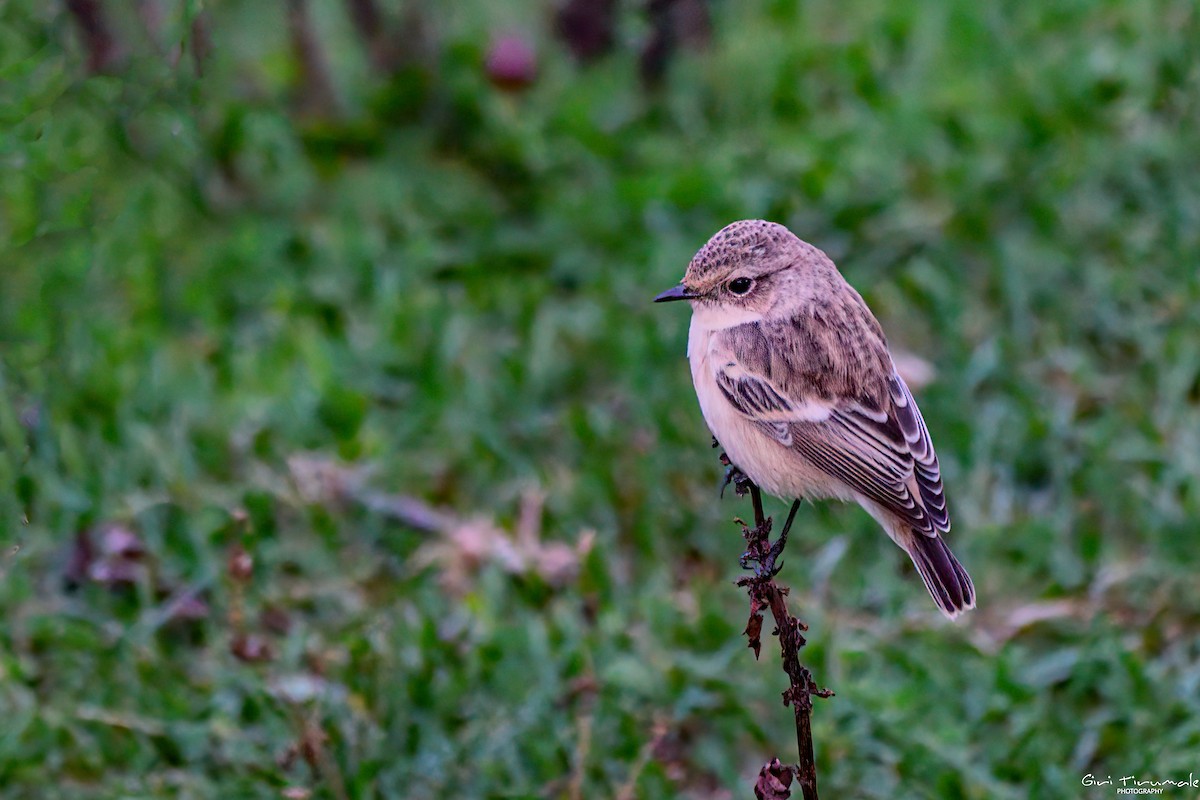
[686, 317, 833, 500]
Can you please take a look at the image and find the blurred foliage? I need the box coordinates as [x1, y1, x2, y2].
[3, 0, 1200, 797]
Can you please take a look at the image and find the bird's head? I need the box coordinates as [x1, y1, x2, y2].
[655, 220, 820, 328]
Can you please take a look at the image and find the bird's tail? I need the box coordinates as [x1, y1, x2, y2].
[904, 531, 975, 619]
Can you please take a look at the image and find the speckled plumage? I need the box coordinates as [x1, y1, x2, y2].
[664, 220, 975, 618]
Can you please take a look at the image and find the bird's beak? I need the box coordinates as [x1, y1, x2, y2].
[653, 284, 698, 303]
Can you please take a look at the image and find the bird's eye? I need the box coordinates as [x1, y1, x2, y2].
[728, 277, 754, 295]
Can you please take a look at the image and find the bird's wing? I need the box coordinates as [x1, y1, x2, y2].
[715, 358, 831, 422]
[715, 318, 949, 535]
[788, 375, 948, 535]
[888, 371, 949, 532]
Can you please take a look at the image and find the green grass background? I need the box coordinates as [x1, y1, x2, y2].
[3, 1, 1200, 797]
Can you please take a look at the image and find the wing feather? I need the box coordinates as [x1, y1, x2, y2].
[714, 321, 950, 535]
[793, 402, 936, 534]
[888, 373, 950, 531]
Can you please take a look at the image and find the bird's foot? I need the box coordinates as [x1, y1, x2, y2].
[714, 438, 753, 498]
[760, 499, 801, 578]
[759, 550, 784, 579]
[718, 454, 752, 499]
[761, 534, 788, 577]
[738, 499, 799, 580]
[735, 515, 775, 577]
[742, 548, 783, 579]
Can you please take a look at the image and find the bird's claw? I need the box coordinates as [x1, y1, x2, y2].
[720, 465, 740, 498]
[757, 503, 796, 577]
[719, 460, 752, 499]
[768, 536, 787, 563]
[743, 536, 788, 578]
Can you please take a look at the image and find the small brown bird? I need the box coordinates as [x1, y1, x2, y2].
[655, 220, 975, 618]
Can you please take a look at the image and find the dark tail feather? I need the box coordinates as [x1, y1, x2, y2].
[907, 533, 975, 619]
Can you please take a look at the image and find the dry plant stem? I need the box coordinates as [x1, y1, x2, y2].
[614, 717, 668, 800]
[65, 0, 122, 73]
[343, 0, 394, 73]
[286, 0, 341, 118]
[189, 12, 213, 76]
[567, 707, 593, 800]
[734, 480, 833, 800]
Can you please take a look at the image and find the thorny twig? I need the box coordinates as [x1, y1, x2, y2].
[717, 443, 833, 800]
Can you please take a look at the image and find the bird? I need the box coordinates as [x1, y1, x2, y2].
[654, 220, 975, 618]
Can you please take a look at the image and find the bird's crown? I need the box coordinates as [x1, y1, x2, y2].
[684, 220, 798, 290]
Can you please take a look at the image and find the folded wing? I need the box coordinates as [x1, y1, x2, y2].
[715, 331, 949, 536]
